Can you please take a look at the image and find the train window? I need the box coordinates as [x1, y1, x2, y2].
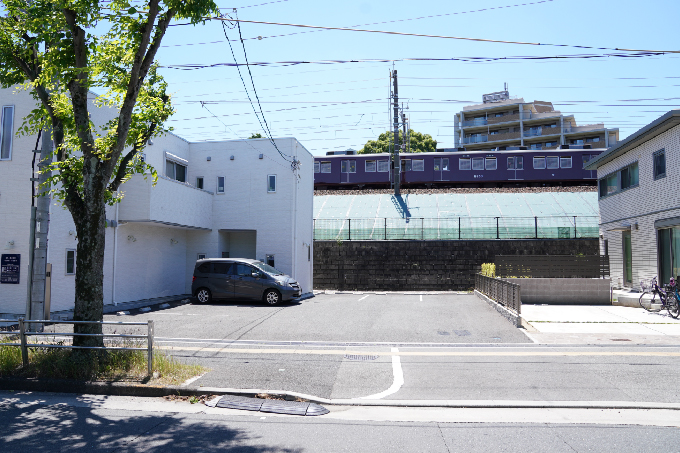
[435, 158, 449, 171]
[314, 161, 320, 173]
[560, 156, 572, 168]
[459, 158, 471, 170]
[341, 160, 356, 173]
[485, 157, 497, 170]
[365, 160, 376, 172]
[547, 156, 559, 169]
[321, 161, 331, 173]
[533, 157, 546, 169]
[401, 159, 412, 171]
[377, 160, 389, 172]
[412, 159, 424, 171]
[508, 156, 523, 170]
[472, 157, 484, 171]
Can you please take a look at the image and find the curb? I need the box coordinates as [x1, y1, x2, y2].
[2, 379, 680, 411]
[474, 290, 522, 328]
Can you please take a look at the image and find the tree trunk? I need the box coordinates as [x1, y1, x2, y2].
[71, 196, 107, 348]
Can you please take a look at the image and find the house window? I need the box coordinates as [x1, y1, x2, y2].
[533, 156, 546, 169]
[320, 161, 331, 173]
[620, 162, 639, 190]
[485, 157, 497, 170]
[507, 156, 523, 170]
[654, 149, 666, 180]
[412, 159, 424, 171]
[165, 159, 186, 182]
[66, 249, 76, 275]
[314, 161, 320, 173]
[459, 158, 471, 170]
[472, 157, 484, 171]
[598, 172, 620, 198]
[365, 160, 376, 172]
[401, 159, 412, 171]
[217, 176, 225, 194]
[434, 158, 449, 171]
[341, 160, 356, 173]
[560, 157, 572, 169]
[267, 174, 276, 193]
[377, 160, 389, 172]
[0, 105, 14, 160]
[546, 156, 559, 169]
[197, 253, 207, 260]
[196, 177, 204, 190]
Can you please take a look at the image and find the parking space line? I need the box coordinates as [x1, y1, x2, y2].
[358, 295, 370, 302]
[359, 348, 404, 400]
[420, 295, 422, 302]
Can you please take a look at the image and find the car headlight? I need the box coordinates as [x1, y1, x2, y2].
[276, 281, 287, 287]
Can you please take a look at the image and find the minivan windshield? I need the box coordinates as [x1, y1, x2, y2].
[253, 261, 284, 276]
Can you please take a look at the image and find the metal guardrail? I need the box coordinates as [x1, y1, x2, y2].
[475, 274, 521, 315]
[314, 216, 599, 241]
[0, 318, 155, 375]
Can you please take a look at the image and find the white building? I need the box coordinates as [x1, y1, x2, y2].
[0, 88, 314, 317]
[585, 110, 680, 289]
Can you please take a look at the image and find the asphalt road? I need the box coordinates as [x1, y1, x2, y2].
[95, 293, 680, 404]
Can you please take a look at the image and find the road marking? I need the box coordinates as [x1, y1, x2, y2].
[159, 346, 680, 357]
[420, 295, 423, 302]
[360, 348, 404, 400]
[358, 295, 370, 302]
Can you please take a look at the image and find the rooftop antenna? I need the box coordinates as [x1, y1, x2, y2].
[504, 82, 508, 91]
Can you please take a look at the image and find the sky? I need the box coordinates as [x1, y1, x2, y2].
[147, 0, 679, 156]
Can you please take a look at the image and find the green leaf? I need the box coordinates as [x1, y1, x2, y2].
[128, 7, 137, 14]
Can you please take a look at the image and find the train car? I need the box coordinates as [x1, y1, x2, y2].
[313, 146, 604, 189]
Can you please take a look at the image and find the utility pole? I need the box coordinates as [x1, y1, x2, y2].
[392, 70, 401, 196]
[25, 127, 52, 327]
[402, 110, 408, 154]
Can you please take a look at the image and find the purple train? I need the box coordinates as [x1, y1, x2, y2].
[313, 146, 604, 189]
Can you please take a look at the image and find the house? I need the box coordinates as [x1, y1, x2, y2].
[454, 90, 619, 151]
[0, 88, 314, 318]
[585, 110, 680, 289]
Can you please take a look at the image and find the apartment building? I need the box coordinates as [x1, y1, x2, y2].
[454, 90, 619, 151]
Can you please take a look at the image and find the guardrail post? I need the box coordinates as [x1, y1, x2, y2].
[147, 320, 154, 376]
[496, 217, 499, 239]
[19, 317, 28, 367]
[348, 219, 351, 241]
[458, 217, 461, 240]
[384, 218, 387, 240]
[574, 216, 577, 239]
[421, 218, 424, 240]
[535, 216, 538, 239]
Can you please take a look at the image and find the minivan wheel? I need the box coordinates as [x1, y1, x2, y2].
[196, 288, 212, 303]
[263, 289, 282, 305]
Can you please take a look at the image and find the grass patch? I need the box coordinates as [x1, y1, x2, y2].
[0, 343, 207, 385]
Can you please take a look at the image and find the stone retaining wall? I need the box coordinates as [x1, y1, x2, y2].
[313, 239, 599, 291]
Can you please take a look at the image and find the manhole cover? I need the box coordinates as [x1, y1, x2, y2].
[344, 354, 378, 361]
[454, 330, 471, 336]
[437, 331, 450, 336]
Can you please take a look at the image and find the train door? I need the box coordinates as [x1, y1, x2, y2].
[508, 155, 524, 180]
[341, 159, 356, 184]
[582, 154, 596, 179]
[434, 157, 449, 181]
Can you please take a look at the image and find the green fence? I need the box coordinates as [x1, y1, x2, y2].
[313, 216, 599, 241]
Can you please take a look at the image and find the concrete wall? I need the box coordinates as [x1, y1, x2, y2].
[313, 239, 599, 291]
[504, 278, 611, 304]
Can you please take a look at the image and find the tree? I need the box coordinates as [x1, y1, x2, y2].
[0, 0, 218, 347]
[248, 133, 262, 139]
[359, 129, 437, 154]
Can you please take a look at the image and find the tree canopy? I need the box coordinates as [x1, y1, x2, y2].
[359, 129, 437, 154]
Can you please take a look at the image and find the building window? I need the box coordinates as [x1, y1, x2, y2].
[320, 161, 331, 173]
[401, 159, 412, 172]
[66, 249, 76, 275]
[546, 156, 559, 169]
[621, 162, 639, 190]
[196, 177, 204, 190]
[165, 159, 186, 182]
[529, 143, 542, 150]
[0, 105, 14, 160]
[412, 159, 424, 171]
[654, 149, 666, 180]
[217, 176, 225, 194]
[560, 157, 572, 169]
[533, 156, 546, 169]
[598, 162, 638, 198]
[434, 158, 449, 171]
[377, 160, 389, 172]
[314, 161, 320, 173]
[267, 174, 276, 193]
[545, 141, 558, 148]
[570, 138, 585, 145]
[459, 158, 471, 170]
[365, 160, 376, 172]
[341, 160, 356, 173]
[485, 157, 497, 170]
[266, 254, 275, 267]
[472, 157, 484, 171]
[586, 136, 600, 143]
[197, 253, 207, 260]
[507, 156, 523, 170]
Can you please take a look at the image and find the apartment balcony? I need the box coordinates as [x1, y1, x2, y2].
[521, 111, 562, 121]
[461, 117, 488, 127]
[563, 124, 605, 134]
[118, 174, 213, 230]
[523, 127, 562, 138]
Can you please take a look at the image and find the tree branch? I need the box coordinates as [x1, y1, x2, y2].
[107, 122, 157, 193]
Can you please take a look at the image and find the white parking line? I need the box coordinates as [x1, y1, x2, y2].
[359, 347, 404, 400]
[358, 295, 370, 302]
[420, 295, 423, 302]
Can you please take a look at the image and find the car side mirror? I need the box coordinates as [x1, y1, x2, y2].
[252, 272, 260, 279]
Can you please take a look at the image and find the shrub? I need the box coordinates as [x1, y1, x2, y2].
[481, 263, 496, 278]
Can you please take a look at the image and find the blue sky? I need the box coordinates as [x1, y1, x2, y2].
[152, 0, 679, 155]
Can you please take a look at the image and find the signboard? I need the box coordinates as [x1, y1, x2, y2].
[1, 254, 20, 284]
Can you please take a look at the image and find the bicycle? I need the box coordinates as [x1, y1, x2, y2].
[664, 277, 680, 319]
[639, 276, 680, 318]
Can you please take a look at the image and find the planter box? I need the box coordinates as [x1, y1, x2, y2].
[504, 278, 611, 305]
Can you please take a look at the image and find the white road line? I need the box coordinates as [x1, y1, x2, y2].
[420, 295, 423, 302]
[358, 295, 370, 302]
[359, 347, 404, 400]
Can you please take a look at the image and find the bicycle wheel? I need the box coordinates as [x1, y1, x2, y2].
[667, 293, 680, 319]
[639, 291, 657, 312]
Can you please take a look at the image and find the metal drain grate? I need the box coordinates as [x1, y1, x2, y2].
[344, 354, 379, 361]
[215, 395, 329, 416]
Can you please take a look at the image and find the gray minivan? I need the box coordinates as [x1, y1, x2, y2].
[191, 258, 301, 305]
